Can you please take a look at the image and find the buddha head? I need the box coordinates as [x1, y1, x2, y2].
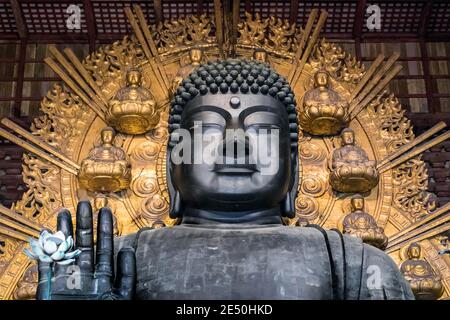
[167, 59, 298, 221]
[407, 242, 422, 259]
[126, 68, 143, 87]
[341, 127, 355, 146]
[350, 194, 364, 212]
[314, 70, 330, 89]
[253, 49, 268, 63]
[189, 48, 203, 66]
[101, 127, 115, 147]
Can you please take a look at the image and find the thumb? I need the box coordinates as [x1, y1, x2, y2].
[113, 247, 136, 300]
[36, 261, 53, 300]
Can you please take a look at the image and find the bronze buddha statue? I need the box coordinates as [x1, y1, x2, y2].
[35, 59, 413, 300]
[400, 242, 443, 300]
[107, 68, 158, 135]
[342, 195, 388, 250]
[299, 70, 349, 136]
[330, 128, 379, 193]
[78, 127, 131, 193]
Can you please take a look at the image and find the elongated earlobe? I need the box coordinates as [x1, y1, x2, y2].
[281, 192, 295, 218]
[169, 191, 183, 219]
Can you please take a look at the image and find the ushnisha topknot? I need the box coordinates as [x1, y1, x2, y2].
[168, 59, 298, 149]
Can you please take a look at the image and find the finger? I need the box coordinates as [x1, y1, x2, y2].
[36, 261, 52, 300]
[75, 201, 94, 273]
[95, 207, 114, 292]
[55, 209, 75, 277]
[57, 209, 73, 238]
[114, 247, 136, 300]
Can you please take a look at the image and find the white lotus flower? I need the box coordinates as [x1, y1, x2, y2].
[24, 230, 81, 265]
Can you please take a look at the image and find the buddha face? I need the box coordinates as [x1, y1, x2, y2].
[126, 70, 142, 86]
[314, 71, 329, 87]
[101, 128, 115, 145]
[351, 196, 364, 211]
[189, 49, 203, 65]
[341, 129, 355, 145]
[170, 94, 292, 212]
[408, 243, 421, 259]
[253, 51, 267, 63]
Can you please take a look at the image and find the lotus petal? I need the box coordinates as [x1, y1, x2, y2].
[57, 240, 69, 253]
[57, 258, 76, 265]
[30, 238, 45, 257]
[23, 248, 38, 260]
[66, 236, 74, 250]
[53, 231, 66, 241]
[38, 255, 53, 263]
[50, 250, 65, 261]
[39, 230, 50, 248]
[47, 236, 63, 246]
[64, 249, 81, 260]
[43, 240, 58, 255]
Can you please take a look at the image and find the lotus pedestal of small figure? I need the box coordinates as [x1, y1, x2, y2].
[107, 68, 158, 135]
[299, 70, 349, 136]
[400, 243, 444, 300]
[342, 195, 388, 250]
[330, 128, 379, 193]
[78, 127, 131, 193]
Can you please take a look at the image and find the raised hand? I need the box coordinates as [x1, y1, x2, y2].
[36, 201, 136, 300]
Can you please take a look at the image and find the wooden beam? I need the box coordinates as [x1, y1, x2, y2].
[12, 40, 27, 118]
[153, 0, 163, 24]
[289, 0, 299, 26]
[9, 0, 27, 39]
[83, 0, 97, 52]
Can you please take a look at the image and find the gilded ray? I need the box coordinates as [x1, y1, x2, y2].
[44, 57, 106, 121]
[290, 10, 328, 87]
[0, 118, 80, 170]
[0, 204, 42, 232]
[288, 8, 319, 83]
[378, 121, 447, 169]
[0, 127, 78, 175]
[379, 130, 450, 173]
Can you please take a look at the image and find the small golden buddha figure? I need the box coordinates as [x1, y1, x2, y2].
[171, 48, 204, 96]
[329, 128, 379, 193]
[253, 49, 269, 64]
[342, 195, 387, 250]
[107, 67, 158, 135]
[78, 127, 131, 193]
[93, 194, 121, 236]
[299, 70, 349, 136]
[400, 242, 444, 300]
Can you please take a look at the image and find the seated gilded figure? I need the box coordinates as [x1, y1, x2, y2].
[299, 70, 349, 136]
[35, 60, 413, 300]
[330, 128, 379, 193]
[107, 67, 158, 135]
[170, 48, 204, 97]
[400, 242, 444, 300]
[78, 127, 131, 193]
[342, 195, 387, 250]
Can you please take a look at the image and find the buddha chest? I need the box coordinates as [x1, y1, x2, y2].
[129, 225, 335, 300]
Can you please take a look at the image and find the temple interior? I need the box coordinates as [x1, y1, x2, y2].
[0, 0, 449, 300]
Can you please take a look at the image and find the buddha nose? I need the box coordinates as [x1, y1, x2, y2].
[221, 133, 250, 162]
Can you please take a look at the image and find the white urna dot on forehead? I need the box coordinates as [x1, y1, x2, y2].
[230, 96, 240, 109]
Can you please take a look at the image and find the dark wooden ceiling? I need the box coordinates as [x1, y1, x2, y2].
[0, 0, 449, 45]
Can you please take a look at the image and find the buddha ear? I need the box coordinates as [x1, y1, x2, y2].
[281, 149, 299, 218]
[167, 149, 183, 219]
